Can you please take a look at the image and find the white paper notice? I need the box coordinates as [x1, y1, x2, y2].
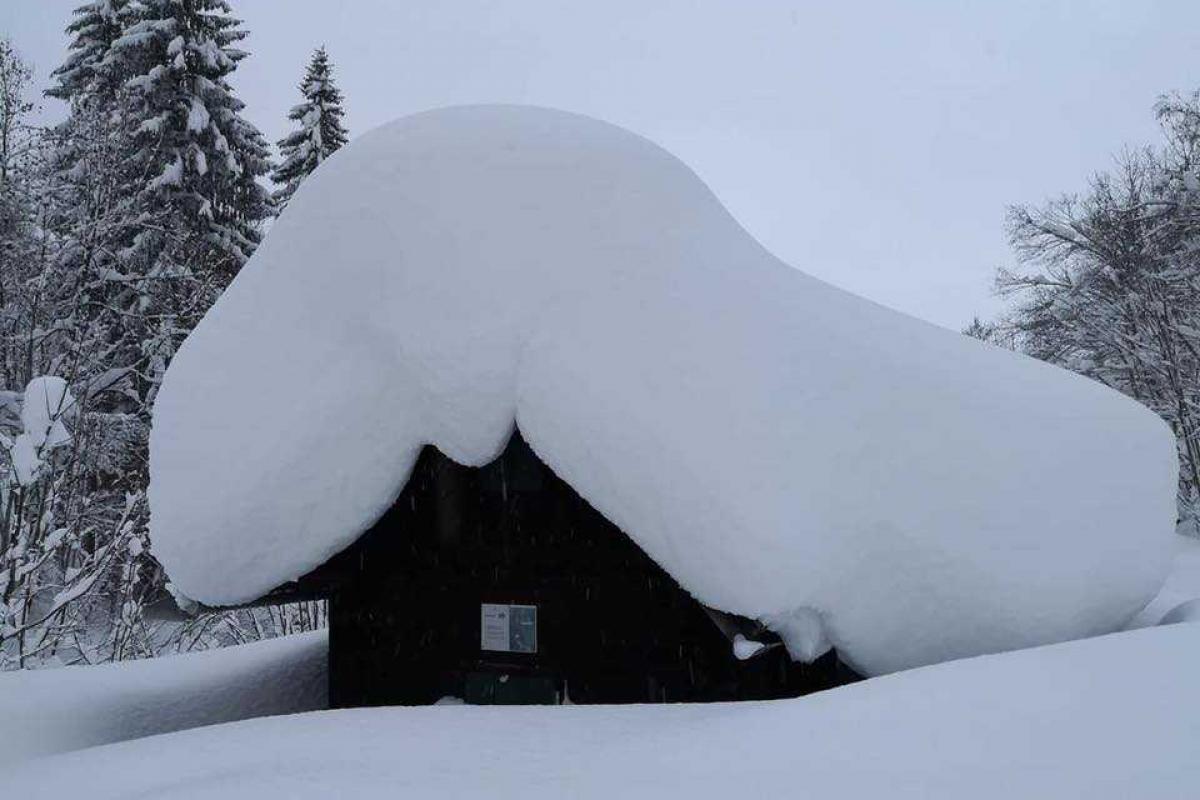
[481, 604, 511, 651]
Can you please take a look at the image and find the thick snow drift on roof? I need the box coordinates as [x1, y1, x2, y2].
[8, 625, 1200, 798]
[149, 105, 1176, 675]
[0, 631, 326, 766]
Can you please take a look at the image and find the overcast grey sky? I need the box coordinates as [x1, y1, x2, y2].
[4, 1, 1199, 329]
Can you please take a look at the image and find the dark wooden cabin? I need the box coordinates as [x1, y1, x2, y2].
[262, 430, 858, 706]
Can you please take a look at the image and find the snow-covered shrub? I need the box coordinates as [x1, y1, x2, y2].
[0, 376, 150, 667]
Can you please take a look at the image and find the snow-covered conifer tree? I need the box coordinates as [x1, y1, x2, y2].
[45, 0, 140, 310]
[105, 0, 272, 278]
[46, 1, 130, 104]
[272, 47, 348, 211]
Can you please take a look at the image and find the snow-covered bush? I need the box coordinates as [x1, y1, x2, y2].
[0, 376, 150, 668]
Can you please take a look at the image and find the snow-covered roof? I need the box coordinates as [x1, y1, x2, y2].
[149, 105, 1177, 675]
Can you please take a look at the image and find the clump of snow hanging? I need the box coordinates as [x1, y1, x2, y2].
[731, 634, 767, 660]
[7, 625, 1200, 798]
[149, 105, 1177, 676]
[7, 376, 75, 486]
[21, 376, 74, 449]
[761, 607, 831, 662]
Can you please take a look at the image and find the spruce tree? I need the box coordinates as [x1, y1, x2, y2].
[272, 46, 348, 210]
[46, 0, 130, 104]
[42, 1, 275, 660]
[104, 0, 272, 278]
[45, 0, 139, 299]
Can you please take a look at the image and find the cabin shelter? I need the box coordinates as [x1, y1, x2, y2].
[148, 106, 1176, 698]
[252, 430, 859, 707]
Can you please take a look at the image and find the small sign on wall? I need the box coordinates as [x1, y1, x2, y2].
[481, 603, 538, 653]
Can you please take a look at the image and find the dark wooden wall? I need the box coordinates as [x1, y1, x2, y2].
[316, 431, 855, 707]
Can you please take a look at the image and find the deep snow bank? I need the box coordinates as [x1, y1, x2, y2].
[149, 105, 1176, 675]
[0, 631, 326, 766]
[8, 625, 1199, 799]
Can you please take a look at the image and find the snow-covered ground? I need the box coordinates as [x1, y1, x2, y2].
[6, 623, 1198, 799]
[150, 105, 1176, 677]
[0, 631, 326, 766]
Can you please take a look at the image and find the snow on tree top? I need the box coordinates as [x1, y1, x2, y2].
[148, 105, 1177, 675]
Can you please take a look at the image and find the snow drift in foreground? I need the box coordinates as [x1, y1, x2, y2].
[9, 625, 1200, 799]
[0, 631, 326, 766]
[149, 105, 1176, 675]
